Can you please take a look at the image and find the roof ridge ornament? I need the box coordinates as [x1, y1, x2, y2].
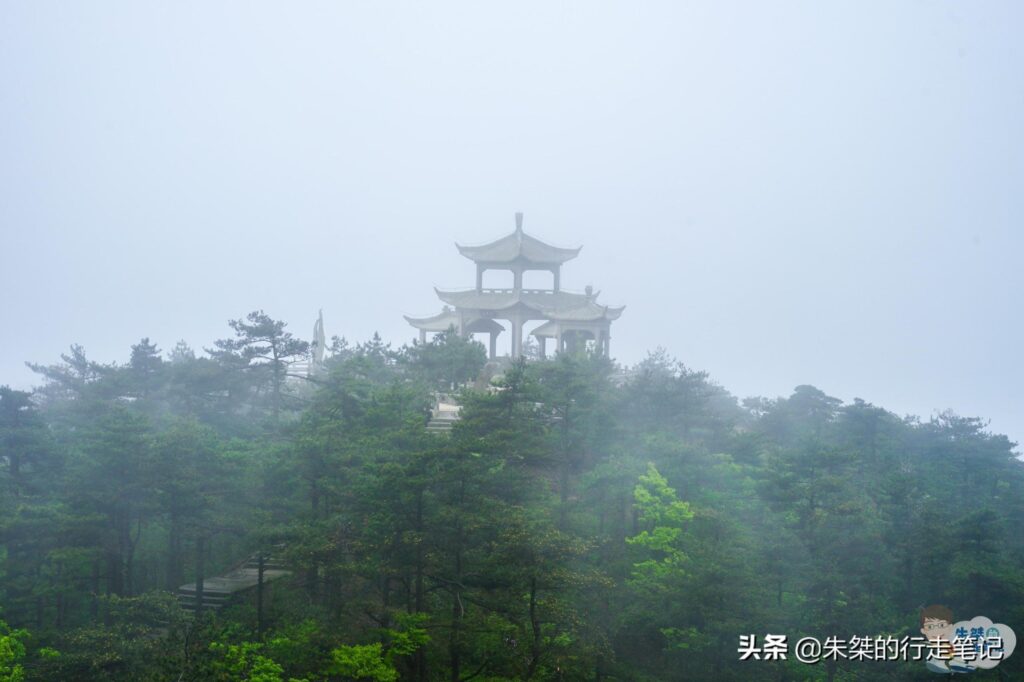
[515, 211, 523, 236]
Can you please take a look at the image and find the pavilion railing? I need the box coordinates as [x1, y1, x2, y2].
[477, 288, 563, 295]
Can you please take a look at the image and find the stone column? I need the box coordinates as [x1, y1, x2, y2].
[539, 336, 546, 359]
[419, 329, 426, 344]
[476, 265, 484, 292]
[511, 317, 523, 358]
[553, 267, 560, 292]
[555, 327, 563, 356]
[489, 332, 497, 360]
[513, 267, 522, 293]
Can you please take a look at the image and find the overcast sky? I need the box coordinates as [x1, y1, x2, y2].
[1, 2, 1021, 447]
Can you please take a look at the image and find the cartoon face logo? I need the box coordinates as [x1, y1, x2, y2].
[920, 605, 957, 674]
[918, 606, 1017, 674]
[920, 604, 955, 641]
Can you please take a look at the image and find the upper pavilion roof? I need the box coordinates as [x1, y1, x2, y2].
[434, 288, 625, 323]
[456, 213, 581, 267]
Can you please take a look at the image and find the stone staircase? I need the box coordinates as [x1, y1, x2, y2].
[427, 394, 461, 434]
[177, 552, 290, 613]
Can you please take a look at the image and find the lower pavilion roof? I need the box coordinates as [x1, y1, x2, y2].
[530, 321, 559, 338]
[434, 288, 624, 323]
[404, 308, 504, 334]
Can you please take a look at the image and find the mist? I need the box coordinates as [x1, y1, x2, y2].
[1, 2, 1021, 445]
[1, 4, 1023, 680]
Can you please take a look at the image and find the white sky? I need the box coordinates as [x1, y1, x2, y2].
[1, 2, 1021, 448]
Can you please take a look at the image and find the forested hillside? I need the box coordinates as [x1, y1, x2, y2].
[1, 312, 1021, 681]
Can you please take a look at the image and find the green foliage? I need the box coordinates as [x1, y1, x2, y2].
[208, 641, 297, 682]
[382, 614, 430, 657]
[322, 615, 429, 682]
[627, 463, 694, 591]
[0, 620, 27, 682]
[208, 310, 311, 422]
[28, 592, 186, 681]
[3, 327, 1023, 682]
[406, 328, 487, 391]
[327, 643, 396, 682]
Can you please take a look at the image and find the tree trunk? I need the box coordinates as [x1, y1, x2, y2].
[257, 553, 265, 638]
[527, 576, 542, 679]
[195, 535, 206, 617]
[55, 561, 64, 629]
[166, 511, 183, 591]
[415, 488, 427, 682]
[90, 557, 100, 620]
[449, 483, 465, 682]
[449, 559, 462, 682]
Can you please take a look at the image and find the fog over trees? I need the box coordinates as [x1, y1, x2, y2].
[2, 3, 1023, 681]
[1, 318, 1021, 680]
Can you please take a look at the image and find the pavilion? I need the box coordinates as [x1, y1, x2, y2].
[405, 213, 624, 359]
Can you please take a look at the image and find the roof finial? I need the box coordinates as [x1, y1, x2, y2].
[515, 211, 524, 234]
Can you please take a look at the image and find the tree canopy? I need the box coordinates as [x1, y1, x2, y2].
[1, 314, 1021, 681]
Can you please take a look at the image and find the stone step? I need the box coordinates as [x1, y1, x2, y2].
[177, 593, 230, 611]
[427, 421, 455, 433]
[176, 553, 291, 613]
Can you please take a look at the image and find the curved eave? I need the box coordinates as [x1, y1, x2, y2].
[548, 304, 626, 323]
[404, 312, 459, 332]
[605, 305, 626, 321]
[405, 311, 504, 335]
[433, 289, 625, 323]
[454, 239, 582, 266]
[464, 318, 505, 334]
[530, 321, 558, 337]
[434, 288, 514, 311]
